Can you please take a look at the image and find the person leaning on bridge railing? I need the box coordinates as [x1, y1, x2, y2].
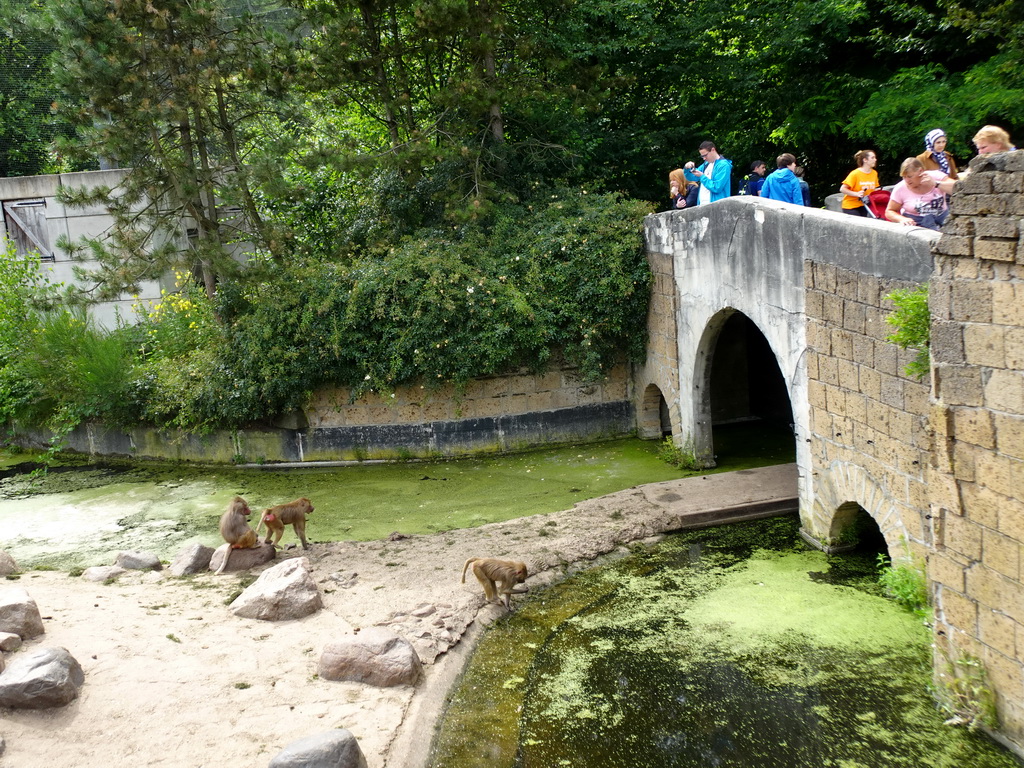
[917, 128, 959, 180]
[972, 124, 1016, 155]
[683, 140, 734, 204]
[760, 153, 804, 205]
[884, 157, 956, 231]
[956, 124, 1015, 182]
[839, 149, 880, 216]
[668, 168, 699, 210]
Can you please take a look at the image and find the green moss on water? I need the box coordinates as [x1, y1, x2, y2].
[0, 432, 790, 569]
[429, 517, 1019, 768]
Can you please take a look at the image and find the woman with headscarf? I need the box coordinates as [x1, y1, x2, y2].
[916, 129, 959, 179]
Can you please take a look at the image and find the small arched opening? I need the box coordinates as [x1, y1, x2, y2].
[638, 383, 672, 439]
[829, 501, 889, 557]
[702, 311, 795, 466]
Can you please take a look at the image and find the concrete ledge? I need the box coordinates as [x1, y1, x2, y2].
[15, 401, 636, 464]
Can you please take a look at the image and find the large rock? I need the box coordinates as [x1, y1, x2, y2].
[168, 542, 215, 576]
[0, 588, 44, 640]
[82, 565, 127, 583]
[318, 628, 420, 687]
[0, 551, 17, 576]
[115, 550, 163, 571]
[268, 729, 369, 768]
[0, 647, 84, 709]
[0, 631, 23, 652]
[209, 542, 276, 573]
[229, 558, 322, 621]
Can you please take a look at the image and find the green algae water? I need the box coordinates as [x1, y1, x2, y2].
[0, 424, 794, 569]
[430, 516, 1018, 768]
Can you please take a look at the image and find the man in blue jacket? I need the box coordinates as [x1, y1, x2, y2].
[760, 153, 804, 205]
[683, 140, 733, 204]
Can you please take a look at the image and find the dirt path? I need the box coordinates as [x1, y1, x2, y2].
[0, 464, 796, 768]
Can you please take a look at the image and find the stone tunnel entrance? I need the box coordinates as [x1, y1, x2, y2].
[704, 311, 795, 466]
[828, 501, 890, 556]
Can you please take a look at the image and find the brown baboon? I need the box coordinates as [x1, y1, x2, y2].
[256, 497, 314, 549]
[461, 557, 529, 611]
[215, 496, 259, 574]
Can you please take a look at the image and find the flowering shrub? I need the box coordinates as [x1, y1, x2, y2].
[131, 273, 222, 361]
[3, 188, 653, 434]
[201, 189, 653, 426]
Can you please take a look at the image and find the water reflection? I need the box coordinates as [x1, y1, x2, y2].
[431, 517, 1018, 768]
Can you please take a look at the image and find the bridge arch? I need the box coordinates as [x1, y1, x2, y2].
[638, 382, 672, 439]
[691, 308, 794, 466]
[805, 461, 913, 560]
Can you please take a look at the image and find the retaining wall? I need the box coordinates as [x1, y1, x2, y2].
[926, 150, 1024, 749]
[27, 359, 634, 463]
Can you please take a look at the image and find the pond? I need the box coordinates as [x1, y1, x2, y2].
[0, 423, 794, 570]
[430, 516, 1017, 768]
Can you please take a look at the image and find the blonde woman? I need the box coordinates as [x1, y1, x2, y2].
[885, 157, 955, 231]
[972, 125, 1015, 155]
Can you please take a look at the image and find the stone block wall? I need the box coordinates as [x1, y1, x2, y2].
[928, 150, 1024, 751]
[306, 357, 631, 428]
[803, 261, 932, 557]
[31, 358, 636, 464]
[632, 250, 679, 438]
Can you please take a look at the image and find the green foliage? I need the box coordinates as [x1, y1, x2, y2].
[203, 189, 652, 428]
[0, 188, 649, 434]
[0, 243, 52, 425]
[885, 285, 930, 380]
[45, 0, 296, 300]
[0, 0, 78, 177]
[934, 651, 999, 732]
[847, 58, 1024, 162]
[125, 277, 228, 431]
[0, 241, 136, 442]
[656, 436, 702, 471]
[17, 309, 137, 432]
[876, 553, 929, 617]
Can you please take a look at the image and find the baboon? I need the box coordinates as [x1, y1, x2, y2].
[214, 496, 259, 574]
[256, 497, 314, 549]
[461, 557, 529, 611]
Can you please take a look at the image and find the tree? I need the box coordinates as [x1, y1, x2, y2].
[44, 0, 294, 302]
[287, 0, 590, 216]
[0, 0, 77, 177]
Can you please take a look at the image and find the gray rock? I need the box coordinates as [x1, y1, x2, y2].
[0, 631, 23, 652]
[0, 647, 84, 709]
[209, 543, 276, 573]
[318, 628, 420, 687]
[82, 565, 127, 583]
[268, 729, 368, 768]
[115, 550, 163, 571]
[0, 550, 17, 576]
[0, 588, 44, 640]
[230, 558, 322, 621]
[168, 542, 215, 576]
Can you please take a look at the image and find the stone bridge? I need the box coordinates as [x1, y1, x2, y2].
[640, 151, 1024, 757]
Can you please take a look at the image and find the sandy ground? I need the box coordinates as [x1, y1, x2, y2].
[0, 465, 796, 768]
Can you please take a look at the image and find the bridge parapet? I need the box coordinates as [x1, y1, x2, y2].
[644, 196, 937, 519]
